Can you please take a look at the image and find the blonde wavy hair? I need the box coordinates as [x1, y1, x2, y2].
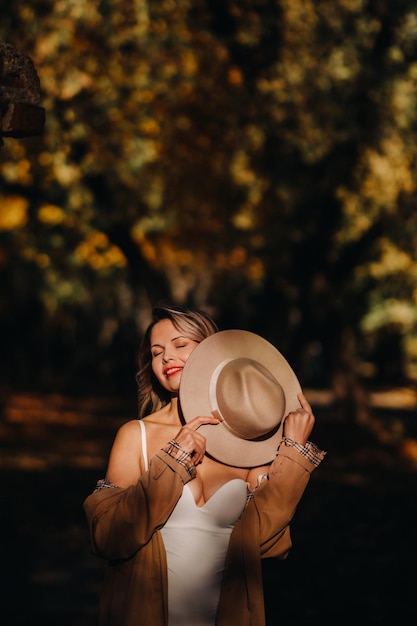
[136, 305, 219, 418]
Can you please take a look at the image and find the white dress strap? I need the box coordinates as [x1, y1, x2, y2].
[138, 420, 149, 472]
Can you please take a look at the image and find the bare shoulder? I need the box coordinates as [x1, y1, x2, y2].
[114, 418, 142, 441]
[109, 419, 142, 455]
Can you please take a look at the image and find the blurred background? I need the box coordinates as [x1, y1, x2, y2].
[1, 1, 417, 624]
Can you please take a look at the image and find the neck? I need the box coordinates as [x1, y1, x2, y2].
[169, 395, 179, 411]
[160, 395, 182, 424]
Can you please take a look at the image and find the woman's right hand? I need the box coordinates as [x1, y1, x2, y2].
[173, 416, 219, 465]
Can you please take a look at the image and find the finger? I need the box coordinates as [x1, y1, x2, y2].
[188, 433, 206, 464]
[174, 428, 207, 459]
[186, 415, 220, 430]
[297, 391, 312, 413]
[192, 447, 206, 465]
[176, 429, 206, 449]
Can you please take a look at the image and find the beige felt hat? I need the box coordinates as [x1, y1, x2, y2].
[179, 329, 301, 467]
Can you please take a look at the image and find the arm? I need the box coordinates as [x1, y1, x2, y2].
[83, 447, 194, 562]
[248, 392, 326, 558]
[83, 415, 219, 562]
[254, 442, 323, 557]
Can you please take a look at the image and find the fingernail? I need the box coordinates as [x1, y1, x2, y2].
[212, 409, 224, 422]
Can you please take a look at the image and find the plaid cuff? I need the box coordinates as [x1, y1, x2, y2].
[161, 440, 197, 479]
[280, 437, 325, 466]
[93, 478, 120, 492]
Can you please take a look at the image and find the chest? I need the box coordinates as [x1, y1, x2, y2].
[188, 457, 248, 506]
[142, 420, 248, 505]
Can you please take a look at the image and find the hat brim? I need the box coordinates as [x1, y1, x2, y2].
[179, 329, 301, 468]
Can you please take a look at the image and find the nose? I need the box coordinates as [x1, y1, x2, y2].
[162, 349, 175, 363]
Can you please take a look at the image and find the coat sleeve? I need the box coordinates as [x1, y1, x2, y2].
[251, 443, 322, 558]
[83, 450, 192, 562]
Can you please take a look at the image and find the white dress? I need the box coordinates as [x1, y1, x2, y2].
[139, 420, 248, 626]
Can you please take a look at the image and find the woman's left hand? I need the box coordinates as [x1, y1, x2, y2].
[282, 392, 315, 446]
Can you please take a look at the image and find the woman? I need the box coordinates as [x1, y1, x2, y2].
[84, 305, 325, 626]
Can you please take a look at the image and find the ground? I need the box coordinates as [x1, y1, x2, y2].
[1, 389, 416, 625]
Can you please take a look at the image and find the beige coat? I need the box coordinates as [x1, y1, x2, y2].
[84, 444, 319, 626]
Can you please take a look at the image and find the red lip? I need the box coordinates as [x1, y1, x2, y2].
[164, 366, 183, 377]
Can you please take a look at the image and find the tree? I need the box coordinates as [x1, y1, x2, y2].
[1, 0, 417, 405]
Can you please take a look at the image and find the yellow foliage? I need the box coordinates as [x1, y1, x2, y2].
[181, 50, 198, 76]
[247, 258, 265, 282]
[35, 253, 51, 269]
[335, 188, 374, 243]
[228, 67, 243, 86]
[391, 71, 417, 128]
[23, 247, 51, 268]
[38, 152, 53, 167]
[361, 135, 415, 206]
[327, 47, 360, 81]
[361, 298, 416, 332]
[38, 204, 66, 225]
[1, 159, 33, 185]
[0, 196, 29, 231]
[74, 231, 127, 270]
[214, 247, 248, 271]
[400, 438, 417, 466]
[233, 208, 254, 230]
[138, 237, 158, 264]
[140, 90, 156, 103]
[133, 231, 251, 277]
[337, 132, 416, 244]
[405, 334, 417, 359]
[136, 235, 196, 269]
[152, 19, 167, 34]
[50, 152, 80, 187]
[229, 246, 247, 267]
[367, 240, 415, 278]
[280, 0, 318, 55]
[60, 69, 93, 100]
[139, 118, 161, 136]
[230, 150, 255, 186]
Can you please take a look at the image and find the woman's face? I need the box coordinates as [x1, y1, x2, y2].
[150, 318, 199, 394]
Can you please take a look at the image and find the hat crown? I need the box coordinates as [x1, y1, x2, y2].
[213, 358, 285, 441]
